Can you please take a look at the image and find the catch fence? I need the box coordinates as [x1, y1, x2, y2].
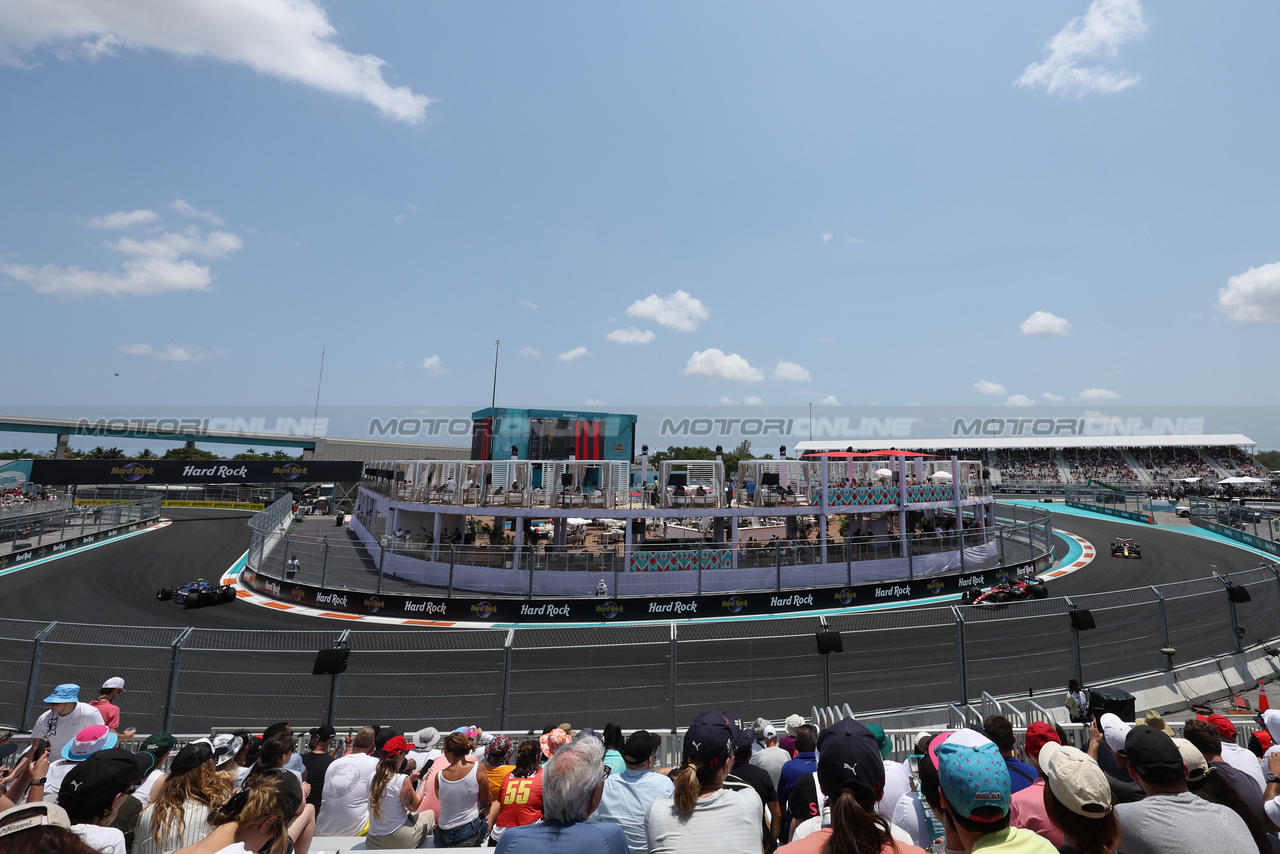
[5, 563, 1280, 735]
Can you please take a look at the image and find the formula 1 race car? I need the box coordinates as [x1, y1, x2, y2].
[1110, 538, 1142, 559]
[156, 579, 237, 608]
[966, 578, 1048, 606]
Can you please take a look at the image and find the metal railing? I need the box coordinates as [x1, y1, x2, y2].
[255, 511, 1052, 598]
[4, 561, 1279, 735]
[0, 495, 160, 554]
[0, 495, 71, 520]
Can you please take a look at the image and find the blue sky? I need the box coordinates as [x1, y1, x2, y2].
[2, 0, 1279, 417]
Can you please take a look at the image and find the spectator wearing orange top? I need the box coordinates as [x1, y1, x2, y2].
[490, 740, 544, 847]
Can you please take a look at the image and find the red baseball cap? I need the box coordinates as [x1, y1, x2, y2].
[1195, 713, 1237, 740]
[1024, 722, 1062, 760]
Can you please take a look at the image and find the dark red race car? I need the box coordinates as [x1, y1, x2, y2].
[966, 578, 1048, 606]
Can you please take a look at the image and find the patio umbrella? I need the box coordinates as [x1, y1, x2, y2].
[930, 471, 953, 480]
[874, 468, 893, 477]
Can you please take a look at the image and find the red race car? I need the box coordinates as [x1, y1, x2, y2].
[966, 578, 1048, 606]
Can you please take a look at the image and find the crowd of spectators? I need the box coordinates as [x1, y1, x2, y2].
[1138, 448, 1218, 481]
[993, 450, 1061, 485]
[8, 680, 1280, 854]
[1061, 450, 1137, 485]
[0, 487, 64, 512]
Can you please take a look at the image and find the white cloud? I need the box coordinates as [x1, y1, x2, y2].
[421, 355, 445, 375]
[1006, 394, 1036, 407]
[557, 346, 591, 363]
[772, 361, 811, 382]
[584, 398, 602, 406]
[169, 199, 224, 226]
[0, 0, 431, 123]
[1079, 387, 1121, 401]
[683, 349, 764, 382]
[744, 395, 764, 406]
[605, 326, 655, 345]
[1217, 261, 1280, 324]
[822, 232, 832, 242]
[719, 396, 737, 405]
[1042, 392, 1065, 401]
[1019, 310, 1072, 337]
[3, 223, 242, 299]
[391, 203, 420, 225]
[626, 289, 710, 332]
[973, 380, 1007, 396]
[1016, 0, 1147, 97]
[819, 395, 840, 406]
[517, 347, 541, 359]
[518, 299, 538, 310]
[117, 342, 210, 361]
[89, 209, 157, 229]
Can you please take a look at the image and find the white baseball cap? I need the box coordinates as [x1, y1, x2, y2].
[1100, 713, 1131, 754]
[102, 677, 125, 691]
[1171, 737, 1207, 781]
[1039, 742, 1112, 817]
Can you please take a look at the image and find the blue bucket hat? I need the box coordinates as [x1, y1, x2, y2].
[44, 684, 80, 704]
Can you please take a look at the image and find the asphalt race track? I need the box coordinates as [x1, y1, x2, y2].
[0, 505, 1269, 630]
[0, 503, 1274, 732]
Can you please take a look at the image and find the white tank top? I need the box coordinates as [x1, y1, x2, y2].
[367, 773, 409, 837]
[437, 760, 481, 830]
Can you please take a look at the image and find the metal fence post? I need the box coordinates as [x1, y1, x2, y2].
[959, 530, 966, 570]
[320, 539, 330, 587]
[448, 545, 457, 598]
[846, 542, 852, 587]
[376, 547, 385, 595]
[163, 627, 193, 730]
[1065, 597, 1085, 686]
[1214, 572, 1244, 653]
[775, 544, 782, 592]
[998, 532, 1006, 567]
[1151, 586, 1172, 670]
[328, 630, 350, 726]
[907, 539, 914, 581]
[500, 629, 515, 728]
[670, 622, 679, 733]
[21, 622, 58, 732]
[951, 607, 967, 706]
[697, 544, 703, 596]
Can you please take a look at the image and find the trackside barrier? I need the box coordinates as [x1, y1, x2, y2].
[5, 562, 1278, 733]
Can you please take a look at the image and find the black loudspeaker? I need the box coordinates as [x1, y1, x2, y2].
[561, 473, 574, 487]
[816, 630, 844, 655]
[1228, 585, 1252, 604]
[1069, 609, 1096, 631]
[313, 647, 350, 676]
[1089, 686, 1136, 722]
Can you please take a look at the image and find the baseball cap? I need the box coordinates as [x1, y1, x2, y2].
[785, 714, 805, 734]
[309, 724, 336, 742]
[816, 719, 886, 801]
[1038, 742, 1111, 817]
[557, 722, 574, 737]
[140, 731, 177, 755]
[62, 726, 117, 762]
[60, 747, 152, 809]
[1024, 722, 1061, 760]
[170, 740, 217, 774]
[1099, 714, 1131, 754]
[101, 677, 125, 692]
[1196, 713, 1237, 740]
[380, 736, 410, 758]
[43, 684, 79, 704]
[936, 739, 1011, 821]
[1124, 725, 1185, 784]
[927, 727, 993, 768]
[683, 713, 734, 771]
[622, 730, 662, 765]
[1171, 737, 1208, 782]
[243, 768, 304, 820]
[0, 803, 72, 840]
[374, 728, 401, 753]
[865, 724, 892, 760]
[540, 727, 570, 758]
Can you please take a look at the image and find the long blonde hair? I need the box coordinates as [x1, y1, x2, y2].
[368, 753, 404, 820]
[672, 755, 716, 813]
[208, 775, 292, 854]
[149, 759, 232, 846]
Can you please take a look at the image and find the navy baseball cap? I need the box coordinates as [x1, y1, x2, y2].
[684, 712, 734, 770]
[817, 719, 886, 801]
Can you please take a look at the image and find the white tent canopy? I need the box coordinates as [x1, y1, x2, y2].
[1217, 476, 1268, 484]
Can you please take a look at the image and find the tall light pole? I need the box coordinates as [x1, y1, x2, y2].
[491, 340, 501, 408]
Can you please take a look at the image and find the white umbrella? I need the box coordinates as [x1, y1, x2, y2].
[1218, 476, 1267, 484]
[1181, 477, 1201, 482]
[930, 471, 953, 480]
[875, 468, 893, 477]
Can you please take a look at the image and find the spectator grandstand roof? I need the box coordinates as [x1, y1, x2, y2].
[796, 433, 1255, 452]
